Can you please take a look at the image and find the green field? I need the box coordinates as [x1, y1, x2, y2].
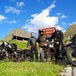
[9, 40, 28, 49]
[8, 40, 39, 50]
[0, 61, 63, 76]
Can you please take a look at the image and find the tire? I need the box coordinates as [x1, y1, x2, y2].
[66, 45, 76, 66]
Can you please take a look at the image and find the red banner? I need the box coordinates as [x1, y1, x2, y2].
[42, 27, 56, 37]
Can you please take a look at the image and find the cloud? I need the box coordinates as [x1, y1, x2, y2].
[56, 13, 62, 16]
[70, 22, 76, 25]
[5, 6, 21, 14]
[62, 22, 67, 25]
[9, 20, 17, 24]
[2, 20, 17, 24]
[56, 13, 67, 19]
[0, 15, 7, 21]
[61, 15, 67, 19]
[17, 1, 24, 7]
[6, 20, 17, 24]
[22, 1, 63, 32]
[0, 15, 16, 24]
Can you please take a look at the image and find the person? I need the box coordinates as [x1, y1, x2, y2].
[28, 32, 38, 61]
[50, 29, 64, 43]
[37, 30, 46, 62]
[49, 29, 64, 61]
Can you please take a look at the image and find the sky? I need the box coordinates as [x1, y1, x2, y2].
[0, 0, 76, 39]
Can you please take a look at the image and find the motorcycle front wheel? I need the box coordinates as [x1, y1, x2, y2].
[67, 45, 76, 66]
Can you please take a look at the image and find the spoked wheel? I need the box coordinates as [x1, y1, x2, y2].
[67, 45, 76, 66]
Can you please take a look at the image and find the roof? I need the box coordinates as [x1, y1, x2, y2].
[4, 29, 31, 41]
[13, 29, 30, 38]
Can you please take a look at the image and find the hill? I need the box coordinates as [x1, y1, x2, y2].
[64, 24, 76, 41]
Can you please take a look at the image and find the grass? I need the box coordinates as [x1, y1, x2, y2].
[8, 40, 39, 50]
[0, 40, 28, 49]
[0, 40, 63, 76]
[8, 40, 28, 49]
[0, 61, 63, 76]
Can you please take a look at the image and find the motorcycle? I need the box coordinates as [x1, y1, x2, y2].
[66, 41, 76, 66]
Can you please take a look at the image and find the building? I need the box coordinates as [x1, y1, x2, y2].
[4, 29, 30, 41]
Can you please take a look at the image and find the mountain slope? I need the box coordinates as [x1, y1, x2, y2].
[64, 24, 76, 41]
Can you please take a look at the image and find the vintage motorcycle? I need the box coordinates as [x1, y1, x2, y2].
[66, 40, 76, 66]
